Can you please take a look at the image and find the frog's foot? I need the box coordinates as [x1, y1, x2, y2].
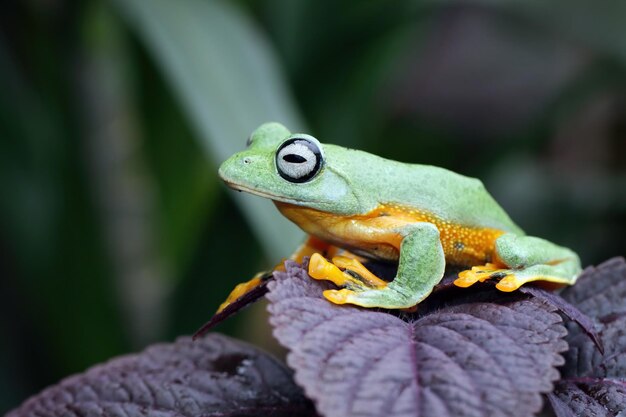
[497, 264, 576, 292]
[454, 263, 520, 292]
[309, 253, 419, 308]
[455, 263, 574, 292]
[309, 253, 388, 290]
[454, 263, 503, 287]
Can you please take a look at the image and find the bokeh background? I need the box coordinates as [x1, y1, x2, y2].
[1, 0, 625, 412]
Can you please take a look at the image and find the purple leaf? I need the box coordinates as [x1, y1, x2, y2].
[552, 313, 626, 416]
[520, 285, 603, 353]
[547, 258, 626, 416]
[267, 260, 568, 417]
[551, 379, 626, 416]
[558, 258, 626, 380]
[559, 257, 626, 319]
[8, 333, 317, 417]
[546, 393, 577, 417]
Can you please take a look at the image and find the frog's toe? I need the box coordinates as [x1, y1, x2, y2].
[493, 265, 576, 292]
[324, 288, 378, 306]
[309, 253, 356, 287]
[330, 256, 387, 289]
[322, 288, 354, 304]
[457, 264, 567, 292]
[309, 253, 387, 291]
[454, 263, 503, 288]
[454, 270, 481, 288]
[495, 274, 522, 292]
[310, 253, 406, 307]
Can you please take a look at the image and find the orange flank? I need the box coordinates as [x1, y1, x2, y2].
[275, 202, 505, 266]
[376, 204, 506, 266]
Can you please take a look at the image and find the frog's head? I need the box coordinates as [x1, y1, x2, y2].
[218, 122, 363, 214]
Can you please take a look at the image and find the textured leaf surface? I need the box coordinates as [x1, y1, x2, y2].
[560, 257, 626, 319]
[550, 380, 626, 417]
[520, 285, 603, 353]
[549, 257, 626, 416]
[8, 334, 316, 417]
[267, 260, 567, 417]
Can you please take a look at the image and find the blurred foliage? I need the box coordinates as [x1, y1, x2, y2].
[1, 0, 625, 413]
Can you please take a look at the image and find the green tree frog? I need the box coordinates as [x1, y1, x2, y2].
[216, 122, 581, 311]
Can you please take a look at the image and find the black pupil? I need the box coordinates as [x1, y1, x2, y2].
[276, 137, 323, 184]
[283, 154, 307, 163]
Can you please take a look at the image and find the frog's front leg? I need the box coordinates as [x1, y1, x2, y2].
[454, 233, 581, 292]
[309, 222, 445, 309]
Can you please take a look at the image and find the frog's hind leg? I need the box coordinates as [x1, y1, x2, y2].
[455, 233, 581, 292]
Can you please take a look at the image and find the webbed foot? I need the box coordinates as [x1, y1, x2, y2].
[455, 263, 521, 292]
[309, 253, 420, 308]
[309, 253, 388, 290]
[455, 262, 579, 292]
[307, 222, 446, 309]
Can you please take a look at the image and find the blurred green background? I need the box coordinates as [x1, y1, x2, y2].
[1, 0, 625, 412]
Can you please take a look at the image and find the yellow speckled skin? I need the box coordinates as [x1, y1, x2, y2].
[276, 202, 504, 266]
[217, 122, 582, 309]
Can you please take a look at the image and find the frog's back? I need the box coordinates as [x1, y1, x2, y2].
[384, 162, 522, 233]
[328, 146, 523, 235]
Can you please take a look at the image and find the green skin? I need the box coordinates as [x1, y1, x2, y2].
[218, 122, 581, 309]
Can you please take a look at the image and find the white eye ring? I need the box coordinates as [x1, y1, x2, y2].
[275, 137, 323, 183]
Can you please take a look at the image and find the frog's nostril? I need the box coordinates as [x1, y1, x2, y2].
[243, 157, 252, 165]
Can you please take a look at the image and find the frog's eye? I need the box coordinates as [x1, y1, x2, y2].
[276, 137, 323, 183]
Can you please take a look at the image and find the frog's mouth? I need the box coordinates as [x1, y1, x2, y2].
[222, 180, 304, 205]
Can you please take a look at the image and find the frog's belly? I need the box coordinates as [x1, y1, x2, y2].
[275, 202, 504, 266]
[311, 224, 402, 262]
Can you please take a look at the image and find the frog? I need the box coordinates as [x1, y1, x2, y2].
[215, 122, 581, 311]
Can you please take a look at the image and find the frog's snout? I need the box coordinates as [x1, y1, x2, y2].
[234, 154, 260, 167]
[218, 152, 267, 193]
[218, 154, 252, 182]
